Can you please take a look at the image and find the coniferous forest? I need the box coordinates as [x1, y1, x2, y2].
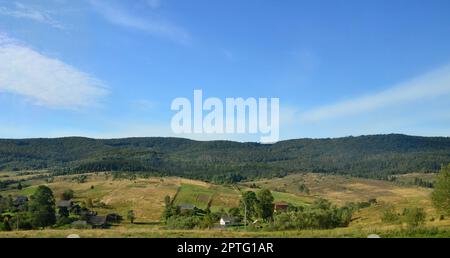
[1, 134, 449, 183]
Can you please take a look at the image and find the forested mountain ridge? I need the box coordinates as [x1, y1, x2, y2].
[1, 134, 450, 182]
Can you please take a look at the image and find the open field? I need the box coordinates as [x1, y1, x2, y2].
[392, 173, 437, 186]
[243, 173, 446, 229]
[1, 171, 449, 238]
[0, 172, 310, 223]
[1, 222, 450, 238]
[244, 173, 432, 205]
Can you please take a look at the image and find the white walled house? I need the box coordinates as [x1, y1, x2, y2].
[220, 216, 235, 227]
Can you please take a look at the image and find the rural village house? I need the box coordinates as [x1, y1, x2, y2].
[273, 201, 289, 213]
[56, 200, 73, 209]
[220, 215, 237, 227]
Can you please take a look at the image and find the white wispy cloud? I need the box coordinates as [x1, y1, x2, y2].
[300, 64, 450, 122]
[87, 0, 190, 44]
[0, 1, 64, 29]
[0, 33, 108, 109]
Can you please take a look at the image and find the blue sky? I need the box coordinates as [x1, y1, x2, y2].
[1, 0, 450, 141]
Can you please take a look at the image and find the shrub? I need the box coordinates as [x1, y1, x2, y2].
[198, 214, 214, 229]
[60, 189, 74, 201]
[9, 212, 33, 230]
[403, 208, 426, 228]
[0, 220, 12, 231]
[381, 206, 400, 223]
[273, 212, 295, 230]
[357, 201, 371, 209]
[55, 216, 73, 227]
[165, 215, 201, 229]
[71, 221, 92, 229]
[271, 200, 353, 230]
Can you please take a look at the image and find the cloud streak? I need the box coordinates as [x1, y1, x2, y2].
[300, 65, 450, 122]
[88, 0, 190, 44]
[0, 33, 108, 109]
[0, 2, 64, 29]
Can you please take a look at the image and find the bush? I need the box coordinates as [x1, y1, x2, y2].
[271, 199, 354, 230]
[165, 215, 201, 229]
[272, 212, 295, 230]
[9, 212, 33, 230]
[71, 221, 92, 229]
[357, 201, 371, 209]
[381, 206, 400, 224]
[368, 198, 377, 205]
[0, 220, 12, 231]
[106, 213, 123, 223]
[403, 208, 426, 228]
[197, 214, 214, 229]
[60, 189, 74, 201]
[55, 216, 73, 227]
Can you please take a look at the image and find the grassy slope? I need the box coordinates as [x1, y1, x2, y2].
[244, 173, 432, 204]
[244, 173, 446, 229]
[1, 171, 450, 238]
[0, 172, 310, 223]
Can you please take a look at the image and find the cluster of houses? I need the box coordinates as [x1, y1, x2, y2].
[0, 195, 29, 220]
[4, 193, 291, 229]
[56, 199, 122, 228]
[1, 195, 121, 229]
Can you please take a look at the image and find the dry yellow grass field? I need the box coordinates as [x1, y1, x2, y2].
[243, 173, 449, 229]
[1, 171, 449, 238]
[2, 173, 282, 222]
[247, 173, 431, 204]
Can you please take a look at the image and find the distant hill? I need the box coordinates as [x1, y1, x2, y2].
[1, 134, 450, 182]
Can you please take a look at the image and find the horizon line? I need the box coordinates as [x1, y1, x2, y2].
[1, 133, 449, 144]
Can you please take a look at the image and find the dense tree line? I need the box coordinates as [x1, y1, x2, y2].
[1, 134, 450, 182]
[270, 199, 354, 230]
